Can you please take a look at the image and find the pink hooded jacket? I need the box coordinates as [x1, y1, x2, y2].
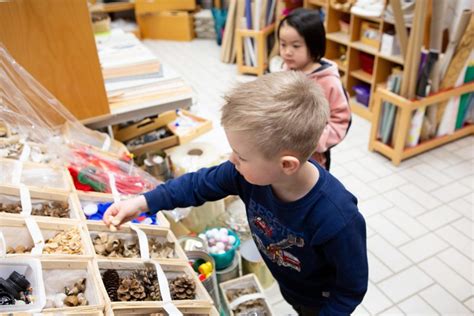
[306, 59, 351, 168]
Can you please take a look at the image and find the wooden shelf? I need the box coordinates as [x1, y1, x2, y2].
[352, 13, 381, 23]
[378, 52, 404, 65]
[307, 0, 327, 7]
[327, 31, 350, 45]
[351, 69, 373, 83]
[90, 2, 135, 13]
[351, 41, 378, 55]
[350, 97, 372, 121]
[332, 58, 347, 72]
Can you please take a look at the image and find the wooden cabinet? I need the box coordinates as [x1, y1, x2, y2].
[0, 0, 110, 122]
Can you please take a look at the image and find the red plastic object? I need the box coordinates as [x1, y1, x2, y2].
[360, 52, 374, 75]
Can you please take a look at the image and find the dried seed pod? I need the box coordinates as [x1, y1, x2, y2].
[132, 267, 161, 301]
[170, 275, 196, 300]
[43, 227, 83, 255]
[118, 277, 146, 301]
[149, 239, 175, 259]
[102, 269, 120, 301]
[64, 295, 79, 307]
[0, 202, 22, 214]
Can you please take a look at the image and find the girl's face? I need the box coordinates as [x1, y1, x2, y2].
[279, 24, 314, 72]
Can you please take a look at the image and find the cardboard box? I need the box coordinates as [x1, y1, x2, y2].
[137, 11, 195, 41]
[380, 32, 401, 56]
[135, 0, 196, 14]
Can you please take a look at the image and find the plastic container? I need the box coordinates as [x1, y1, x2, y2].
[353, 84, 371, 107]
[360, 52, 375, 74]
[203, 227, 240, 270]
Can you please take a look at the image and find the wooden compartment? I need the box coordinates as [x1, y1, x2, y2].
[115, 109, 211, 157]
[96, 260, 213, 307]
[219, 273, 273, 316]
[86, 222, 187, 262]
[0, 217, 93, 259]
[41, 259, 104, 314]
[112, 304, 219, 315]
[0, 158, 73, 192]
[0, 184, 82, 221]
[135, 0, 196, 14]
[137, 11, 195, 41]
[78, 191, 170, 228]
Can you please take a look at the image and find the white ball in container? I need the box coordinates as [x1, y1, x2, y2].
[216, 241, 225, 251]
[219, 228, 228, 236]
[228, 235, 236, 245]
[210, 246, 218, 254]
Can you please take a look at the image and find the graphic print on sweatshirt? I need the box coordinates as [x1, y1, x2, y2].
[248, 199, 304, 272]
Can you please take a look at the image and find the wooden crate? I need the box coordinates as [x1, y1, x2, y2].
[0, 184, 82, 221]
[40, 258, 105, 314]
[369, 82, 474, 165]
[114, 110, 211, 157]
[236, 24, 275, 76]
[135, 0, 196, 14]
[77, 191, 170, 228]
[137, 11, 195, 41]
[219, 273, 273, 316]
[1, 217, 94, 259]
[95, 259, 214, 307]
[112, 304, 219, 315]
[86, 222, 187, 262]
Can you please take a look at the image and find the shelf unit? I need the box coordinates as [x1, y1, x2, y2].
[304, 0, 406, 121]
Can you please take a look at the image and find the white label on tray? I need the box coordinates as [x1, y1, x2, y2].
[24, 217, 44, 255]
[19, 184, 32, 216]
[129, 224, 149, 260]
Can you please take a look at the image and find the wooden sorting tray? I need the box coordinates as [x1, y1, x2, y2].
[219, 273, 273, 316]
[87, 222, 187, 262]
[0, 217, 94, 259]
[40, 258, 105, 314]
[95, 259, 213, 308]
[0, 184, 82, 221]
[78, 191, 169, 228]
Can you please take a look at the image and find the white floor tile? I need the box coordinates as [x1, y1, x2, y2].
[451, 217, 473, 239]
[398, 295, 439, 315]
[368, 252, 393, 283]
[384, 208, 429, 238]
[448, 198, 473, 220]
[383, 305, 405, 315]
[417, 204, 462, 230]
[367, 214, 411, 247]
[363, 282, 394, 315]
[353, 304, 370, 315]
[431, 182, 472, 204]
[397, 167, 440, 192]
[359, 195, 394, 217]
[368, 235, 411, 272]
[412, 164, 454, 186]
[437, 248, 473, 285]
[378, 266, 433, 303]
[383, 189, 427, 217]
[369, 173, 408, 194]
[399, 184, 442, 210]
[419, 257, 473, 301]
[400, 233, 449, 263]
[420, 285, 471, 315]
[436, 225, 474, 260]
[443, 161, 474, 179]
[339, 175, 378, 200]
[465, 297, 474, 312]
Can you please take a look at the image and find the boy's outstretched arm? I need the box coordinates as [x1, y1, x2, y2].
[104, 161, 241, 228]
[319, 213, 369, 316]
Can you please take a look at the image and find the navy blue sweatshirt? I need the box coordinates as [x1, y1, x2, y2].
[144, 160, 368, 315]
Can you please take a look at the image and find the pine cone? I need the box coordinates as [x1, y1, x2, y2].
[170, 275, 196, 300]
[118, 277, 146, 301]
[102, 269, 120, 301]
[132, 267, 161, 301]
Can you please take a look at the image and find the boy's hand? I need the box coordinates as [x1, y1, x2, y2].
[103, 195, 149, 230]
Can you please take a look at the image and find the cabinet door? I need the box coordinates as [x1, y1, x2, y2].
[0, 0, 109, 122]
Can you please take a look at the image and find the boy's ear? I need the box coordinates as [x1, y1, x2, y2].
[280, 155, 301, 175]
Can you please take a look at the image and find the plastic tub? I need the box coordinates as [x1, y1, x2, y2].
[353, 84, 371, 107]
[202, 227, 240, 270]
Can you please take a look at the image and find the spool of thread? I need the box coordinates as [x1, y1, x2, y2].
[165, 142, 220, 177]
[144, 153, 171, 181]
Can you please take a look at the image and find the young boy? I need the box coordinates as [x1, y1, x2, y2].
[104, 72, 368, 316]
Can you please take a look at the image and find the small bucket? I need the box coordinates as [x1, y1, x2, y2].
[216, 251, 240, 284]
[186, 250, 221, 310]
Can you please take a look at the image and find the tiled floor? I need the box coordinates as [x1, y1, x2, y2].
[145, 39, 474, 315]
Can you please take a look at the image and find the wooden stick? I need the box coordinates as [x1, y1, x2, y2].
[390, 0, 409, 59]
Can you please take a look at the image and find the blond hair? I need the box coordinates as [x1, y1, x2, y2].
[221, 71, 329, 161]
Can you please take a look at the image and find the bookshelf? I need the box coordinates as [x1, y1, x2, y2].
[304, 0, 406, 122]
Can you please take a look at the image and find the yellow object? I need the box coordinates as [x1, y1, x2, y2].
[198, 262, 213, 275]
[360, 21, 381, 49]
[137, 11, 195, 41]
[135, 0, 196, 14]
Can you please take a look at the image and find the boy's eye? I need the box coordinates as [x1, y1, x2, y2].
[238, 156, 247, 161]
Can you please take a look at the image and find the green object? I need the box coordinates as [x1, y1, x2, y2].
[455, 63, 474, 129]
[78, 167, 107, 192]
[205, 228, 241, 270]
[192, 258, 206, 271]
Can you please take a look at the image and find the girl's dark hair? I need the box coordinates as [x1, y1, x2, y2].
[278, 8, 326, 62]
